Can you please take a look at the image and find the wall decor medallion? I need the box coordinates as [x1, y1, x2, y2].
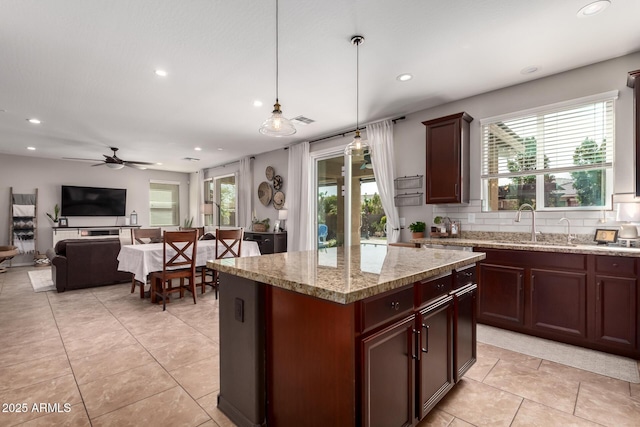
[273, 174, 283, 190]
[273, 191, 285, 210]
[258, 181, 272, 206]
[265, 166, 275, 181]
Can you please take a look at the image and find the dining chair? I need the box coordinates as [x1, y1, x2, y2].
[149, 230, 198, 311]
[179, 226, 205, 239]
[130, 227, 163, 298]
[202, 227, 243, 298]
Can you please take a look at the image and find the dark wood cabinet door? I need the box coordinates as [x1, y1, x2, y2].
[361, 315, 416, 427]
[530, 268, 587, 339]
[593, 275, 638, 350]
[423, 112, 472, 204]
[416, 296, 454, 420]
[477, 263, 525, 327]
[452, 284, 477, 382]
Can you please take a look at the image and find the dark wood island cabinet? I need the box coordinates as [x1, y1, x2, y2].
[210, 245, 484, 427]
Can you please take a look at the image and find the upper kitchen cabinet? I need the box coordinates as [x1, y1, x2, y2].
[422, 112, 473, 204]
[628, 70, 640, 197]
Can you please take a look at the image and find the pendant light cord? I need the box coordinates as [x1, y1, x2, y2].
[275, 0, 279, 103]
[356, 38, 359, 130]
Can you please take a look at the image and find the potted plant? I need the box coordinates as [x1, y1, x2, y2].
[408, 221, 426, 239]
[46, 204, 60, 224]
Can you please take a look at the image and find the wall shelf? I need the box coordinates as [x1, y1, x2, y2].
[394, 192, 423, 207]
[394, 175, 423, 190]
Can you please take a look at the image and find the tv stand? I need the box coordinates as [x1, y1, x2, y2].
[52, 225, 141, 246]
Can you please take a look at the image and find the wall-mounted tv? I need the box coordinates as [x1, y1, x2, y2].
[61, 185, 127, 217]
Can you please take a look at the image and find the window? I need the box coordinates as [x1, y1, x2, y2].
[149, 182, 179, 226]
[481, 92, 616, 211]
[205, 175, 237, 227]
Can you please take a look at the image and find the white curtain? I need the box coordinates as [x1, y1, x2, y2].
[238, 156, 253, 229]
[287, 141, 312, 251]
[196, 169, 206, 227]
[368, 120, 401, 243]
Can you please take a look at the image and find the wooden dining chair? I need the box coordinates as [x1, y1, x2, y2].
[130, 228, 163, 298]
[149, 230, 198, 311]
[202, 228, 243, 298]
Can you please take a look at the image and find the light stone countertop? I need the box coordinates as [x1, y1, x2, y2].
[410, 236, 640, 257]
[207, 245, 485, 304]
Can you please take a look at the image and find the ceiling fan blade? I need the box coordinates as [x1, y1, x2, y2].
[124, 160, 155, 165]
[125, 163, 148, 170]
[63, 157, 103, 162]
[91, 163, 105, 167]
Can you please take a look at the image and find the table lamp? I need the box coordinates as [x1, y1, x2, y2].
[616, 202, 639, 239]
[278, 209, 288, 231]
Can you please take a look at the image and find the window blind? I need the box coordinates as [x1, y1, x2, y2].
[482, 96, 615, 179]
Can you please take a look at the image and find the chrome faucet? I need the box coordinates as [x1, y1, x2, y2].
[558, 217, 575, 244]
[515, 203, 537, 242]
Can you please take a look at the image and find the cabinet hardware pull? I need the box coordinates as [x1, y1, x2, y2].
[421, 324, 429, 353]
[411, 329, 418, 360]
[531, 275, 535, 292]
[390, 301, 400, 311]
[612, 263, 618, 267]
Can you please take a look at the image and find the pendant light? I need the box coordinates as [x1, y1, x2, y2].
[259, 0, 296, 137]
[344, 35, 371, 157]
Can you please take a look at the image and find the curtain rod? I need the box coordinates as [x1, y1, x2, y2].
[309, 116, 406, 144]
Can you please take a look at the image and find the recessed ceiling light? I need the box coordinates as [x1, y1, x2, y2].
[520, 66, 539, 75]
[194, 147, 202, 151]
[577, 0, 610, 17]
[217, 148, 224, 151]
[396, 73, 413, 82]
[27, 118, 41, 124]
[253, 100, 263, 107]
[155, 69, 168, 77]
[27, 146, 36, 151]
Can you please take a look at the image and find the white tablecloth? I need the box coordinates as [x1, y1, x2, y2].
[117, 239, 261, 283]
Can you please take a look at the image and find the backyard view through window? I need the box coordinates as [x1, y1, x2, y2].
[149, 182, 179, 226]
[481, 94, 615, 211]
[205, 175, 237, 227]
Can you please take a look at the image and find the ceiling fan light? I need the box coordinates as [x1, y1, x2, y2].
[106, 163, 125, 170]
[259, 102, 296, 136]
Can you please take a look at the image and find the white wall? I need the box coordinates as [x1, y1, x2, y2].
[393, 52, 640, 240]
[0, 154, 189, 264]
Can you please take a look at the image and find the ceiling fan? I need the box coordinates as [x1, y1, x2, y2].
[64, 147, 155, 170]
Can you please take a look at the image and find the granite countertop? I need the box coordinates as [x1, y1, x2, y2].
[410, 234, 640, 257]
[208, 245, 485, 304]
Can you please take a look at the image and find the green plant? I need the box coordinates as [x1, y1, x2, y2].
[46, 204, 60, 223]
[408, 221, 426, 233]
[433, 216, 443, 225]
[183, 217, 194, 228]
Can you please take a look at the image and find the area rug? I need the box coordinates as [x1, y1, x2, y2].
[477, 324, 640, 383]
[28, 268, 56, 292]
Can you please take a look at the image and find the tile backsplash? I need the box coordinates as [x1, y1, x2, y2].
[432, 199, 631, 238]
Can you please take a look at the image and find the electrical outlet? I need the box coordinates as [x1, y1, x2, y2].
[468, 213, 476, 224]
[234, 298, 244, 322]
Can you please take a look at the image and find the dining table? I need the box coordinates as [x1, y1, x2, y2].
[117, 239, 261, 284]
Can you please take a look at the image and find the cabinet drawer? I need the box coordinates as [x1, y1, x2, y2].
[361, 286, 414, 333]
[454, 266, 476, 290]
[595, 256, 636, 276]
[417, 273, 452, 308]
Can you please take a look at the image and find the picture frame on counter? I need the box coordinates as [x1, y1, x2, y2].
[58, 217, 68, 227]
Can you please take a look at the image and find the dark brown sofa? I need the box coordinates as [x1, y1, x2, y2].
[46, 239, 132, 292]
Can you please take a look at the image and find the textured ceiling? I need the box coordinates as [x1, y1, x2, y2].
[1, 0, 639, 172]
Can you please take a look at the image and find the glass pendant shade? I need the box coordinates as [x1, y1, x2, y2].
[259, 101, 296, 137]
[344, 130, 371, 157]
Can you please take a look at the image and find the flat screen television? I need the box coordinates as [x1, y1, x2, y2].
[61, 185, 127, 217]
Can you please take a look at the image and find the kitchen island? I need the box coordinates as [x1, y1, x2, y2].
[208, 244, 485, 427]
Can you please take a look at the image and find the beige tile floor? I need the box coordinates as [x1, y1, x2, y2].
[1, 266, 639, 427]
